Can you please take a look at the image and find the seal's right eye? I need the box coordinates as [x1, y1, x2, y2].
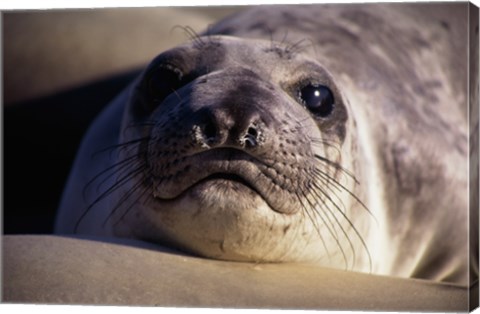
[299, 84, 335, 118]
[145, 64, 184, 110]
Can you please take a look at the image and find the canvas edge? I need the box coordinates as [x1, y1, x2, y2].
[469, 0, 480, 311]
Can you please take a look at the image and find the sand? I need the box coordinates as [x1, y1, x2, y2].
[3, 235, 472, 311]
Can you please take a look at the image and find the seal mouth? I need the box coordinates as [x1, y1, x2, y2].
[179, 171, 268, 203]
[148, 148, 301, 214]
[196, 173, 259, 191]
[152, 149, 266, 199]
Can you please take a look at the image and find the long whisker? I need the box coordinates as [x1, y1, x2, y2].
[299, 178, 349, 270]
[91, 137, 150, 159]
[295, 190, 332, 263]
[307, 172, 357, 270]
[171, 25, 206, 49]
[295, 187, 338, 265]
[113, 185, 151, 227]
[311, 168, 373, 272]
[75, 163, 146, 233]
[313, 166, 377, 223]
[314, 153, 359, 184]
[82, 152, 144, 201]
[102, 175, 148, 228]
[94, 152, 148, 196]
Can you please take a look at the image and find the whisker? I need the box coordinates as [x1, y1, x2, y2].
[314, 153, 359, 184]
[308, 135, 343, 153]
[114, 183, 152, 227]
[94, 152, 147, 196]
[102, 177, 148, 228]
[75, 162, 146, 233]
[171, 25, 206, 50]
[122, 122, 156, 134]
[82, 152, 145, 201]
[313, 167, 377, 223]
[285, 38, 309, 55]
[310, 169, 373, 272]
[294, 188, 334, 264]
[91, 137, 150, 159]
[307, 172, 356, 270]
[300, 178, 350, 270]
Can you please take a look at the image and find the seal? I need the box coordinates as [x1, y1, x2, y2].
[55, 4, 474, 285]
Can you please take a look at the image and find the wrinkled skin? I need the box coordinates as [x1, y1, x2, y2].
[56, 4, 474, 285]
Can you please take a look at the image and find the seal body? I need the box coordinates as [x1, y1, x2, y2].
[55, 4, 473, 284]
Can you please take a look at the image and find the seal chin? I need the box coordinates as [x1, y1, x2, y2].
[141, 179, 312, 263]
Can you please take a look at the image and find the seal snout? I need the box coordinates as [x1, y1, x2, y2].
[193, 107, 265, 150]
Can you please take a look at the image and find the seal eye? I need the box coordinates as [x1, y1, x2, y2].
[145, 65, 183, 109]
[299, 84, 334, 117]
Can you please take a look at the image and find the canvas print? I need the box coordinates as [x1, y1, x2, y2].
[3, 2, 479, 312]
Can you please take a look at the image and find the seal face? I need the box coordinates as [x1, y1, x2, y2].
[56, 4, 473, 285]
[97, 37, 366, 266]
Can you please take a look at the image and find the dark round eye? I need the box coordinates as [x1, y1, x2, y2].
[145, 65, 183, 108]
[299, 84, 335, 117]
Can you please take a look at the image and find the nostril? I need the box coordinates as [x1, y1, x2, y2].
[244, 136, 257, 148]
[244, 126, 259, 148]
[247, 127, 258, 138]
[203, 122, 217, 141]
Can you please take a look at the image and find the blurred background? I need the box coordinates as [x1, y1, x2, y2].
[5, 6, 245, 104]
[4, 6, 244, 234]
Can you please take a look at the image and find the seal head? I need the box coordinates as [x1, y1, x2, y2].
[96, 36, 367, 267]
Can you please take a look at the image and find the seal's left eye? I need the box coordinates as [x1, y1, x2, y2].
[299, 84, 334, 117]
[145, 64, 183, 108]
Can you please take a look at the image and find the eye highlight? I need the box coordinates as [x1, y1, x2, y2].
[299, 84, 335, 117]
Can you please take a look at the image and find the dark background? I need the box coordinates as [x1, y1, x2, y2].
[3, 7, 241, 234]
[4, 71, 139, 233]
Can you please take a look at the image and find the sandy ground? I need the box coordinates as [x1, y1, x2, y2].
[3, 235, 473, 311]
[4, 6, 244, 104]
